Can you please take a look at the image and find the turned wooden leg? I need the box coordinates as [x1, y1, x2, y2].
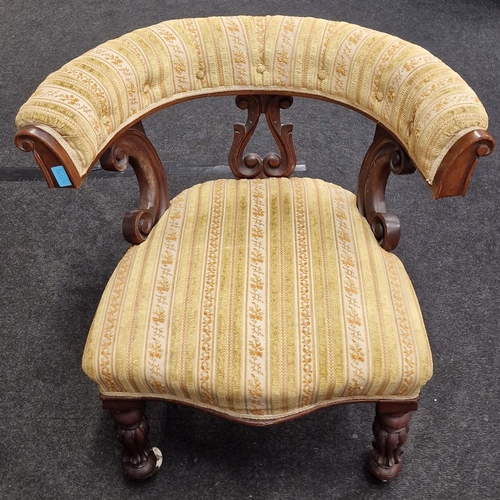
[102, 399, 162, 480]
[367, 400, 418, 481]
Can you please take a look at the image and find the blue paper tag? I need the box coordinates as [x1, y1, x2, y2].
[51, 166, 72, 187]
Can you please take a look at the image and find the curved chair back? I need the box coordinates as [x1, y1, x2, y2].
[15, 15, 491, 194]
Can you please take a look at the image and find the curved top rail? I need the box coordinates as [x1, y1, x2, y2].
[15, 15, 493, 192]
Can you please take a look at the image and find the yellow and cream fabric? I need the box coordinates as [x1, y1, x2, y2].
[82, 178, 433, 421]
[16, 16, 487, 185]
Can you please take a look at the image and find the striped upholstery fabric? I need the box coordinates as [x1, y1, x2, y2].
[16, 16, 487, 184]
[82, 178, 433, 421]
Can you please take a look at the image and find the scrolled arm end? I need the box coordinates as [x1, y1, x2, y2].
[14, 126, 83, 188]
[429, 130, 495, 199]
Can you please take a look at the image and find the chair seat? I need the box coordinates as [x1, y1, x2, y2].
[82, 177, 432, 422]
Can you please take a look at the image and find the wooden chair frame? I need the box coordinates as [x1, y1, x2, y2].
[15, 6, 499, 482]
[14, 87, 494, 480]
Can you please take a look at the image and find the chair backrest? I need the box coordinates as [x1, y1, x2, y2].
[15, 15, 492, 193]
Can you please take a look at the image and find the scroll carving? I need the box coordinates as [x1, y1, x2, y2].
[367, 402, 415, 481]
[356, 125, 416, 251]
[103, 399, 160, 480]
[430, 129, 495, 199]
[100, 122, 169, 245]
[14, 126, 81, 188]
[228, 94, 297, 179]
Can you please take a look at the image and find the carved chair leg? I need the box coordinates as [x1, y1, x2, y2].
[102, 398, 162, 480]
[367, 400, 418, 481]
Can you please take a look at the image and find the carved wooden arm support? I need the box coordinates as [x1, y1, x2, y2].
[100, 122, 169, 245]
[356, 125, 416, 252]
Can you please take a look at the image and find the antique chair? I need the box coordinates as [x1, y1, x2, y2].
[14, 15, 494, 481]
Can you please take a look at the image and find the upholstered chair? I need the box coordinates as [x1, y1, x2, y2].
[14, 15, 494, 481]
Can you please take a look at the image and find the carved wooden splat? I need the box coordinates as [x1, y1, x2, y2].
[228, 94, 297, 179]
